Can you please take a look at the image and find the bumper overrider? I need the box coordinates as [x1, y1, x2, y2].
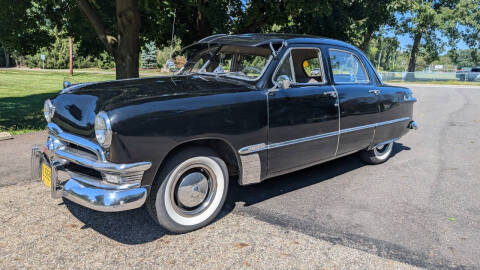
[31, 123, 152, 212]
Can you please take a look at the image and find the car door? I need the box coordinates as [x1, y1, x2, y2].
[267, 47, 340, 175]
[326, 47, 380, 155]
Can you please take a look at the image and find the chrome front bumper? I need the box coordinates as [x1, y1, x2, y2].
[62, 178, 147, 212]
[31, 123, 151, 212]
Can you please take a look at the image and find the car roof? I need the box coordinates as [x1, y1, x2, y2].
[186, 33, 358, 51]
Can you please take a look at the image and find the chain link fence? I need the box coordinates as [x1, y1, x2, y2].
[379, 71, 480, 83]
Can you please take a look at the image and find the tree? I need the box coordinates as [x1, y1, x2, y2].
[0, 0, 54, 67]
[39, 0, 238, 79]
[233, 0, 402, 53]
[141, 41, 158, 68]
[448, 49, 480, 68]
[75, 0, 141, 79]
[353, 1, 406, 52]
[455, 0, 480, 48]
[396, 0, 459, 76]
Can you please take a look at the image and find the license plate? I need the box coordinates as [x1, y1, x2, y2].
[41, 163, 52, 188]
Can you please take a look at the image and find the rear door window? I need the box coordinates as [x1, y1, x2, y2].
[329, 49, 369, 84]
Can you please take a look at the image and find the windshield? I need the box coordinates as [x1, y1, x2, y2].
[180, 45, 272, 80]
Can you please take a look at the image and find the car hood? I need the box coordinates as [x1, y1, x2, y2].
[51, 74, 256, 136]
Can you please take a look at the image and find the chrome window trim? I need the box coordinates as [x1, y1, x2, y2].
[197, 59, 211, 73]
[289, 52, 296, 83]
[271, 47, 328, 87]
[238, 117, 410, 155]
[328, 48, 371, 84]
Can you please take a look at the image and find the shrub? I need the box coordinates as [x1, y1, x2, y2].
[141, 41, 158, 69]
[17, 32, 115, 70]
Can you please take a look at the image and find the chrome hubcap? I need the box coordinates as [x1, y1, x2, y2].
[176, 172, 209, 208]
[373, 142, 393, 159]
[171, 165, 217, 217]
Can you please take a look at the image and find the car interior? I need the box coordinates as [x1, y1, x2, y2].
[274, 48, 324, 84]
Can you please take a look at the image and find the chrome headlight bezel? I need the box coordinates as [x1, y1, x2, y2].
[43, 99, 55, 122]
[94, 111, 112, 148]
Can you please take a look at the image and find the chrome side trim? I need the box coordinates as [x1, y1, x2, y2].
[339, 117, 410, 134]
[269, 131, 338, 150]
[239, 153, 262, 185]
[339, 123, 376, 134]
[376, 117, 411, 127]
[238, 117, 410, 155]
[239, 143, 267, 155]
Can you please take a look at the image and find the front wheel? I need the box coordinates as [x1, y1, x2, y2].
[360, 142, 394, 165]
[146, 147, 229, 233]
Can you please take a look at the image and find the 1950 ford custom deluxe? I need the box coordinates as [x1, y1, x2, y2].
[32, 34, 417, 233]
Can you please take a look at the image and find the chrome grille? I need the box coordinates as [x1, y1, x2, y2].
[63, 143, 98, 161]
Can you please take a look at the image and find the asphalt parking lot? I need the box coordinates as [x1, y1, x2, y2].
[1, 84, 479, 269]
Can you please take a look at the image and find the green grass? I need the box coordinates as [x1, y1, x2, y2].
[0, 70, 117, 134]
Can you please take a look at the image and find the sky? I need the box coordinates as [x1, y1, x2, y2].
[394, 33, 470, 52]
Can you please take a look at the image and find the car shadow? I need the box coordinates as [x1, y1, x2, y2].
[64, 142, 410, 244]
[226, 142, 410, 208]
[0, 93, 57, 131]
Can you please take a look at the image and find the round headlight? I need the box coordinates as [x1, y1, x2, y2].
[95, 111, 112, 148]
[43, 99, 55, 122]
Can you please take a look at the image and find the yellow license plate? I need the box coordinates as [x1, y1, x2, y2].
[41, 163, 52, 188]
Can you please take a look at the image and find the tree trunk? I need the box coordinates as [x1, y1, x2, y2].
[194, 0, 211, 39]
[360, 30, 374, 53]
[243, 1, 267, 33]
[77, 0, 140, 80]
[4, 47, 9, 67]
[407, 32, 422, 72]
[115, 0, 140, 79]
[405, 32, 422, 81]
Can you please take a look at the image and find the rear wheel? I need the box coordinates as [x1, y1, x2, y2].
[360, 142, 394, 165]
[146, 147, 229, 233]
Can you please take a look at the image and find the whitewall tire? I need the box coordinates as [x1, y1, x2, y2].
[360, 142, 394, 165]
[146, 147, 229, 233]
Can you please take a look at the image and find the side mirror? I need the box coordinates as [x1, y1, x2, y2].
[276, 75, 292, 89]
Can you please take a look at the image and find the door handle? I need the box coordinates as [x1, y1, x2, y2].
[323, 90, 337, 98]
[369, 89, 381, 96]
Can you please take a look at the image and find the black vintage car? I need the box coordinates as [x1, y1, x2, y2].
[32, 34, 418, 233]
